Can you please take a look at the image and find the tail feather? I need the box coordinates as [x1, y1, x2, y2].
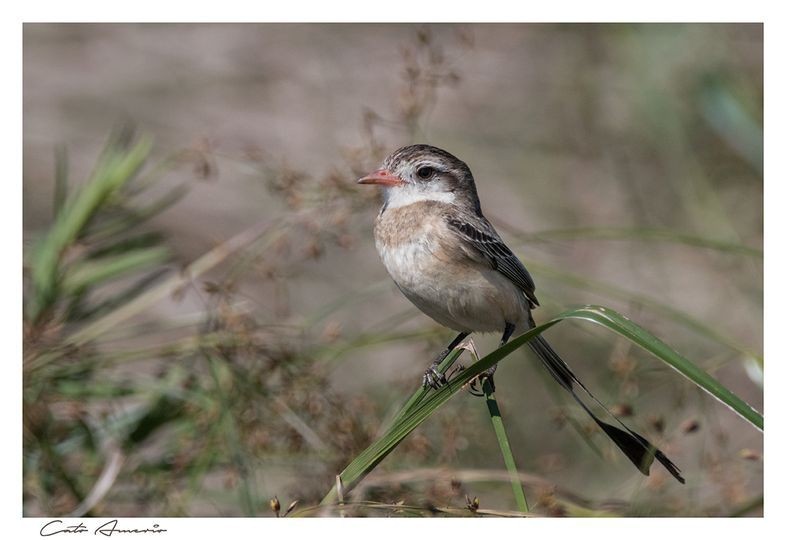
[528, 334, 685, 484]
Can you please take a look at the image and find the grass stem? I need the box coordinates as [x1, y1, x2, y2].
[481, 378, 529, 514]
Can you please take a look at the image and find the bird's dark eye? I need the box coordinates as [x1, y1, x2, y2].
[416, 166, 435, 180]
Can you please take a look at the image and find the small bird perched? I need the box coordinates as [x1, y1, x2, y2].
[358, 144, 684, 483]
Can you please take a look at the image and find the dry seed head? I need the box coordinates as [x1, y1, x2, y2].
[304, 240, 323, 260]
[416, 28, 431, 45]
[284, 500, 299, 517]
[537, 453, 566, 473]
[649, 415, 665, 434]
[610, 403, 634, 417]
[681, 419, 701, 434]
[320, 320, 342, 343]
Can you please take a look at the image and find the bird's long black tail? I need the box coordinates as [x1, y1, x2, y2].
[527, 332, 685, 483]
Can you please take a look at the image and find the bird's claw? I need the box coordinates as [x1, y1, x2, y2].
[422, 366, 448, 389]
[422, 361, 467, 390]
[468, 365, 497, 397]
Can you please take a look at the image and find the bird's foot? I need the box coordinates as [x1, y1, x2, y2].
[422, 358, 465, 390]
[422, 363, 448, 390]
[468, 364, 497, 397]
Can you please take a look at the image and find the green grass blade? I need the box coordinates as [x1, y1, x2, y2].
[62, 220, 273, 350]
[205, 352, 256, 515]
[322, 305, 762, 503]
[28, 137, 153, 322]
[62, 246, 170, 294]
[54, 145, 69, 219]
[389, 346, 465, 427]
[511, 226, 762, 258]
[564, 306, 763, 430]
[85, 184, 190, 244]
[699, 78, 763, 174]
[482, 378, 528, 513]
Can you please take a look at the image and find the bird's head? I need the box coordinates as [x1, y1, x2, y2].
[358, 144, 482, 214]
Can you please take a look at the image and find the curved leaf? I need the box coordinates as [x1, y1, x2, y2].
[322, 304, 762, 503]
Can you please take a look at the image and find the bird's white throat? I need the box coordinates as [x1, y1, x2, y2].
[382, 184, 456, 210]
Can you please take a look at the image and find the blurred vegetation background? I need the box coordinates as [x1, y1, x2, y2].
[23, 23, 762, 517]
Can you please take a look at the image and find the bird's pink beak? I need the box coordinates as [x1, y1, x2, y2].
[357, 168, 405, 187]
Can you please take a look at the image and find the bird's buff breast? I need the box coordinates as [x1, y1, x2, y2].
[373, 203, 528, 333]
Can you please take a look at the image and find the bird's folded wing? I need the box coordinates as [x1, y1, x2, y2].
[445, 215, 539, 307]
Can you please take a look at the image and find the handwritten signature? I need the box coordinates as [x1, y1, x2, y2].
[40, 520, 167, 536]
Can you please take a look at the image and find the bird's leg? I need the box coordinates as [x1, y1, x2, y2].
[423, 332, 470, 389]
[469, 322, 515, 396]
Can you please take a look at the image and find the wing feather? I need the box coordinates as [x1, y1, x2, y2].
[445, 216, 539, 308]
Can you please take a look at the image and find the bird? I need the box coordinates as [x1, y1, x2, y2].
[357, 143, 684, 483]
